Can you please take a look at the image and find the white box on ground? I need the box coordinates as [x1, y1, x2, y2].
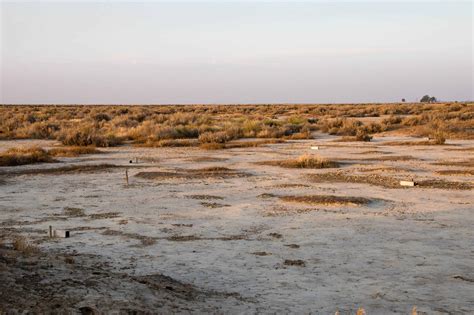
[54, 230, 70, 238]
[311, 146, 319, 150]
[400, 181, 416, 187]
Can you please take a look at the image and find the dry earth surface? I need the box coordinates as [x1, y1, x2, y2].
[1, 133, 473, 314]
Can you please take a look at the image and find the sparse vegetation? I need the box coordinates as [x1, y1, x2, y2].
[258, 154, 339, 169]
[48, 146, 102, 157]
[279, 195, 373, 206]
[1, 104, 472, 148]
[0, 146, 55, 166]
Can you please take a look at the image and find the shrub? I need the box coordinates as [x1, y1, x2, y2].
[432, 131, 446, 144]
[355, 129, 373, 142]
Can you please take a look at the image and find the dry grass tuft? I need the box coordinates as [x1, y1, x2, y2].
[12, 236, 38, 254]
[279, 195, 372, 206]
[258, 154, 339, 169]
[0, 146, 56, 166]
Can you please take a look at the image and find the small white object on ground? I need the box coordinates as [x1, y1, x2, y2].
[400, 181, 416, 187]
[54, 230, 70, 238]
[311, 146, 319, 150]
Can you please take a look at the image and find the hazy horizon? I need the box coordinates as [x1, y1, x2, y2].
[1, 1, 473, 104]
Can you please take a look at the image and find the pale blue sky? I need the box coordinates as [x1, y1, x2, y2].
[1, 1, 472, 104]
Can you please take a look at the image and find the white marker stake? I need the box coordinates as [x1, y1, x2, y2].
[54, 230, 70, 238]
[311, 146, 319, 150]
[400, 181, 416, 187]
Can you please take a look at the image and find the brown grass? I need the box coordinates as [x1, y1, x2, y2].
[12, 236, 38, 254]
[0, 146, 56, 166]
[258, 154, 339, 169]
[279, 195, 373, 206]
[48, 146, 102, 157]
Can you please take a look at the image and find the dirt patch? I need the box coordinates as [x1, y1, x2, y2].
[166, 234, 246, 242]
[279, 195, 374, 206]
[186, 194, 224, 200]
[257, 193, 277, 199]
[0, 164, 135, 176]
[272, 183, 311, 188]
[102, 229, 156, 246]
[436, 169, 474, 176]
[186, 156, 229, 162]
[364, 155, 419, 161]
[283, 259, 306, 267]
[252, 251, 272, 256]
[417, 180, 472, 190]
[355, 150, 390, 155]
[201, 202, 231, 208]
[0, 236, 242, 313]
[257, 154, 339, 169]
[307, 171, 472, 190]
[357, 166, 413, 173]
[432, 158, 474, 167]
[381, 140, 448, 146]
[135, 166, 250, 180]
[284, 244, 300, 249]
[89, 212, 121, 220]
[268, 233, 283, 239]
[307, 171, 401, 188]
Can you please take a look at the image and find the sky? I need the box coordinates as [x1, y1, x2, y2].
[0, 1, 472, 104]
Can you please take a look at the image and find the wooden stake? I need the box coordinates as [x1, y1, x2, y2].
[49, 225, 53, 238]
[125, 169, 129, 186]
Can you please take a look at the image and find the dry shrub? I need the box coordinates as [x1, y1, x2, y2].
[59, 124, 122, 147]
[355, 129, 373, 142]
[259, 154, 339, 169]
[431, 130, 446, 144]
[12, 236, 38, 254]
[0, 146, 55, 166]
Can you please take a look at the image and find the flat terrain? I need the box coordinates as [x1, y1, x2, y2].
[1, 133, 473, 314]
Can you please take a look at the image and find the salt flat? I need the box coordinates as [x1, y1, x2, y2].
[1, 136, 473, 314]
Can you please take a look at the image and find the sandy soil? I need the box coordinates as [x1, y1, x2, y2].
[1, 134, 473, 314]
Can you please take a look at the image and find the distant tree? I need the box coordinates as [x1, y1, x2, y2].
[420, 95, 437, 103]
[401, 98, 406, 102]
